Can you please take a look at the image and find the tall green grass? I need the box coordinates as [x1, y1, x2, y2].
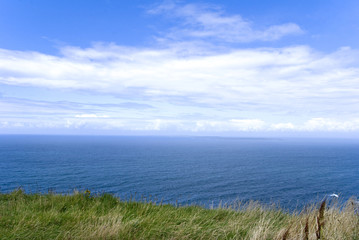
[0, 189, 358, 239]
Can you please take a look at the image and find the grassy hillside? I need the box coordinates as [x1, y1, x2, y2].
[0, 189, 358, 239]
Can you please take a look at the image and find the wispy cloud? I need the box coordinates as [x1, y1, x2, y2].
[1, 45, 358, 116]
[75, 114, 109, 118]
[0, 2, 358, 135]
[148, 1, 303, 42]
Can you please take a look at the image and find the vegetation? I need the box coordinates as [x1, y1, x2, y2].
[0, 189, 358, 239]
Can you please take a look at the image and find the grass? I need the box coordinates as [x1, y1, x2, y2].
[0, 189, 358, 239]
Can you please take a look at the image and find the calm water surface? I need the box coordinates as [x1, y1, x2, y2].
[1, 135, 358, 210]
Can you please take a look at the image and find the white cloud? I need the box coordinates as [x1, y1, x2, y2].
[193, 119, 265, 132]
[270, 123, 296, 131]
[1, 44, 358, 118]
[301, 118, 359, 131]
[2, 117, 359, 134]
[148, 1, 303, 42]
[0, 2, 359, 135]
[75, 114, 109, 118]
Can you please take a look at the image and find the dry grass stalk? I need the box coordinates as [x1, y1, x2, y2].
[281, 224, 291, 240]
[303, 217, 309, 240]
[316, 200, 326, 240]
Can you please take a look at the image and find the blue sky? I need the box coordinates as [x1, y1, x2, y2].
[1, 0, 359, 136]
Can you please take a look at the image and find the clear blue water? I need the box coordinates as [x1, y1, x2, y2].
[1, 135, 358, 210]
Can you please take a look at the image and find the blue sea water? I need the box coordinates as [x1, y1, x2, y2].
[0, 135, 358, 210]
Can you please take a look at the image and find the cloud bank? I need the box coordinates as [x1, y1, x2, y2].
[0, 1, 359, 135]
[1, 117, 359, 134]
[1, 45, 358, 114]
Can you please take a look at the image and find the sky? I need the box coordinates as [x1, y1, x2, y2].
[0, 0, 359, 136]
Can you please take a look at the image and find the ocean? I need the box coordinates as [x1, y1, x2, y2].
[1, 135, 358, 210]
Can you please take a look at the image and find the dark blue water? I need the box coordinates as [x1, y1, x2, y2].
[1, 135, 358, 210]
